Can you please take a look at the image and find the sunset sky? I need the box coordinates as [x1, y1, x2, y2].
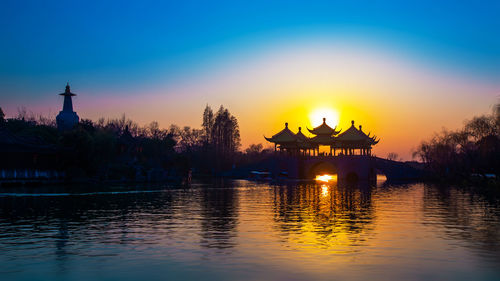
[1, 1, 499, 159]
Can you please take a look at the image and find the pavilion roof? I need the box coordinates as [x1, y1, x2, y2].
[264, 123, 298, 143]
[295, 127, 309, 141]
[295, 127, 316, 148]
[309, 134, 335, 145]
[335, 121, 380, 145]
[307, 118, 340, 136]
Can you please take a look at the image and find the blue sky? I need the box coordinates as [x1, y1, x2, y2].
[1, 1, 498, 92]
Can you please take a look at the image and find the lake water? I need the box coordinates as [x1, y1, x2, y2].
[0, 180, 499, 281]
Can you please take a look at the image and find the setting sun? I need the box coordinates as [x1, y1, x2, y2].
[309, 107, 340, 128]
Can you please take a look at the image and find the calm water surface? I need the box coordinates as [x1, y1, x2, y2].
[0, 180, 499, 281]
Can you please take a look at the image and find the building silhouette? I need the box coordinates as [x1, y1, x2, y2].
[265, 118, 379, 156]
[56, 83, 79, 131]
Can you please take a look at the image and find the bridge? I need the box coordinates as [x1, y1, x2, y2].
[262, 119, 426, 181]
[260, 155, 426, 181]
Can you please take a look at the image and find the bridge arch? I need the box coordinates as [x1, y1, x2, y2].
[306, 160, 337, 179]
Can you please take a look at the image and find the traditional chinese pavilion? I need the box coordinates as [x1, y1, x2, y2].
[264, 122, 299, 154]
[265, 118, 379, 156]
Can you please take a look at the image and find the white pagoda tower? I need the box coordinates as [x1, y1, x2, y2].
[56, 83, 79, 131]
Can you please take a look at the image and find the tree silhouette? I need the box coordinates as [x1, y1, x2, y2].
[414, 103, 500, 178]
[202, 105, 214, 144]
[387, 152, 399, 161]
[0, 107, 4, 124]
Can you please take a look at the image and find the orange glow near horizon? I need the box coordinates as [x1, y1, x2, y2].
[26, 41, 495, 162]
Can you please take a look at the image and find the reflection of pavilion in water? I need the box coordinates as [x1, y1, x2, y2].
[265, 118, 379, 157]
[271, 181, 376, 249]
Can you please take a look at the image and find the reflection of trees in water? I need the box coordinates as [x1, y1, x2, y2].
[0, 189, 179, 262]
[199, 181, 239, 250]
[271, 181, 375, 248]
[0, 184, 241, 261]
[422, 184, 500, 265]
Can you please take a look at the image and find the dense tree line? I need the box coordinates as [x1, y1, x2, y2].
[413, 103, 500, 180]
[0, 104, 249, 181]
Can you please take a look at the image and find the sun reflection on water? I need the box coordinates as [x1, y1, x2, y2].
[321, 185, 329, 197]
